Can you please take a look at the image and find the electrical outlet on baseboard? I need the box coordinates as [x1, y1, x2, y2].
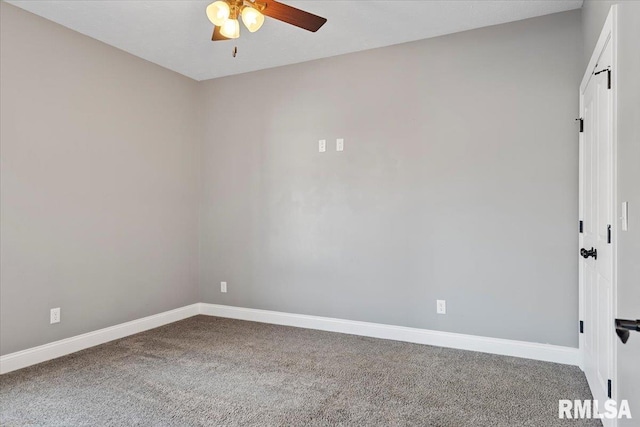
[436, 300, 446, 315]
[221, 282, 227, 293]
[50, 307, 60, 324]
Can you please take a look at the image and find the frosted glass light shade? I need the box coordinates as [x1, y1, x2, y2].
[241, 7, 265, 32]
[206, 1, 230, 26]
[220, 18, 240, 39]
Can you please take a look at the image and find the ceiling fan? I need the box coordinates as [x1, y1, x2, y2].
[206, 0, 327, 40]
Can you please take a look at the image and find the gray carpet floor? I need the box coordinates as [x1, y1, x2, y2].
[1, 315, 600, 426]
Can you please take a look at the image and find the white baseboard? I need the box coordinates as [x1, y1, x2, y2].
[0, 304, 200, 374]
[199, 303, 579, 366]
[1, 302, 579, 374]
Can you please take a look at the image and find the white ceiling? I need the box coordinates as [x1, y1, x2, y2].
[7, 0, 583, 81]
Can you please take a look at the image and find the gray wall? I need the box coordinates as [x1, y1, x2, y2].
[199, 10, 583, 347]
[0, 3, 201, 355]
[0, 3, 596, 359]
[582, 1, 640, 424]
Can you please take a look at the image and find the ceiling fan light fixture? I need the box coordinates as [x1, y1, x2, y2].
[241, 6, 265, 33]
[220, 18, 240, 39]
[208, 0, 327, 43]
[206, 1, 230, 26]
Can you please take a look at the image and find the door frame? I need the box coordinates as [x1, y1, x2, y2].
[578, 3, 618, 408]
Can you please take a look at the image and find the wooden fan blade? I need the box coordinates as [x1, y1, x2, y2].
[212, 26, 230, 41]
[261, 0, 327, 32]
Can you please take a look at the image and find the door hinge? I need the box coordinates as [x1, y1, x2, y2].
[608, 379, 612, 398]
[595, 67, 611, 89]
[580, 320, 584, 334]
[607, 224, 612, 243]
[579, 220, 584, 233]
[576, 118, 584, 133]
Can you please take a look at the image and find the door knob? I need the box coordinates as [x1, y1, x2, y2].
[615, 319, 640, 344]
[580, 247, 597, 259]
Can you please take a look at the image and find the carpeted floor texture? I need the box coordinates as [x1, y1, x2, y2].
[1, 315, 600, 426]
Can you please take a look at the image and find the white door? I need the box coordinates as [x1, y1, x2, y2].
[580, 35, 615, 421]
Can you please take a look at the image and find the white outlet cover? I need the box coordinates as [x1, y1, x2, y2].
[436, 300, 446, 314]
[221, 282, 227, 293]
[50, 307, 60, 324]
[336, 138, 344, 152]
[318, 139, 326, 153]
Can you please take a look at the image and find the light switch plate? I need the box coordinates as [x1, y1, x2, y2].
[621, 202, 628, 231]
[221, 282, 227, 293]
[319, 139, 326, 153]
[336, 138, 344, 152]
